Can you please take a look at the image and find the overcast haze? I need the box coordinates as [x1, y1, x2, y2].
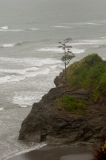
[0, 0, 106, 159]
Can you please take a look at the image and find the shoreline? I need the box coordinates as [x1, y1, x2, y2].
[7, 144, 93, 160]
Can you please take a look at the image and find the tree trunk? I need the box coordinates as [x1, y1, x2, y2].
[65, 62, 66, 81]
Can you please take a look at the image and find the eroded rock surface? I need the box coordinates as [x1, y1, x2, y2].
[18, 54, 106, 144]
[18, 84, 106, 144]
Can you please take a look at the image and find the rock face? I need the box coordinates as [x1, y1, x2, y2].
[18, 82, 106, 144]
[18, 54, 106, 144]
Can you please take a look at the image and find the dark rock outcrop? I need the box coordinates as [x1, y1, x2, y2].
[18, 54, 106, 144]
[54, 72, 66, 87]
[18, 85, 106, 144]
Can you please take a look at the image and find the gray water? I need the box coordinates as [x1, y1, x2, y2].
[0, 0, 106, 159]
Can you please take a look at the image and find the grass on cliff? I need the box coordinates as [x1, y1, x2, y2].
[66, 53, 106, 102]
[55, 95, 87, 114]
[54, 54, 106, 114]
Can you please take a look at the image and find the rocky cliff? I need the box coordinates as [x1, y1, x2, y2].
[18, 54, 106, 144]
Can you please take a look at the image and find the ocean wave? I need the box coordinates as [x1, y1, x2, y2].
[86, 22, 102, 25]
[71, 48, 85, 54]
[93, 20, 106, 25]
[0, 26, 23, 32]
[0, 67, 38, 75]
[27, 28, 39, 31]
[37, 47, 63, 52]
[101, 37, 106, 39]
[1, 44, 15, 48]
[70, 22, 102, 26]
[37, 47, 85, 54]
[0, 26, 39, 32]
[12, 91, 45, 107]
[72, 39, 106, 46]
[0, 41, 31, 48]
[0, 29, 23, 32]
[82, 39, 106, 44]
[4, 143, 47, 160]
[0, 108, 4, 111]
[1, 26, 8, 29]
[0, 57, 61, 66]
[15, 41, 32, 46]
[53, 25, 71, 28]
[0, 68, 50, 84]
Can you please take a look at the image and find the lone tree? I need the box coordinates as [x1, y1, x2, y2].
[58, 38, 75, 81]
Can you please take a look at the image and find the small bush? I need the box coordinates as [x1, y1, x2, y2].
[66, 54, 106, 102]
[55, 95, 87, 114]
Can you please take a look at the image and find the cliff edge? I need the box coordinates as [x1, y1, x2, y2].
[18, 54, 106, 144]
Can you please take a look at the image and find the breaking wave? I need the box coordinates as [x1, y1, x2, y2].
[52, 25, 71, 28]
[0, 68, 50, 84]
[0, 29, 23, 32]
[1, 44, 15, 48]
[0, 26, 23, 32]
[0, 67, 38, 75]
[0, 41, 31, 48]
[1, 26, 8, 30]
[0, 26, 39, 32]
[0, 57, 61, 66]
[0, 108, 4, 111]
[12, 91, 45, 107]
[72, 39, 106, 47]
[69, 22, 102, 26]
[4, 143, 47, 160]
[37, 47, 85, 54]
[26, 28, 39, 31]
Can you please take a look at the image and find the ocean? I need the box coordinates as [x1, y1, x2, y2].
[0, 0, 106, 159]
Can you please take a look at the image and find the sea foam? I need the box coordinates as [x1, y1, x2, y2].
[0, 67, 38, 75]
[0, 57, 61, 67]
[72, 38, 106, 46]
[71, 48, 85, 54]
[0, 41, 31, 48]
[28, 28, 39, 31]
[1, 26, 8, 29]
[37, 47, 63, 52]
[0, 108, 4, 111]
[12, 91, 44, 107]
[37, 47, 85, 54]
[70, 22, 102, 26]
[0, 26, 23, 32]
[1, 44, 15, 48]
[0, 68, 50, 84]
[53, 25, 71, 28]
[4, 143, 47, 160]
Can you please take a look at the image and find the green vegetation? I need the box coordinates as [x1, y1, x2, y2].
[66, 54, 106, 101]
[58, 38, 75, 80]
[55, 95, 87, 114]
[54, 54, 106, 114]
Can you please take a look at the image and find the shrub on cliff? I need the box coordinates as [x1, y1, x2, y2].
[54, 54, 106, 114]
[66, 53, 106, 102]
[55, 95, 87, 114]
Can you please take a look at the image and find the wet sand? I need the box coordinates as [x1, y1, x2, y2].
[8, 145, 93, 160]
